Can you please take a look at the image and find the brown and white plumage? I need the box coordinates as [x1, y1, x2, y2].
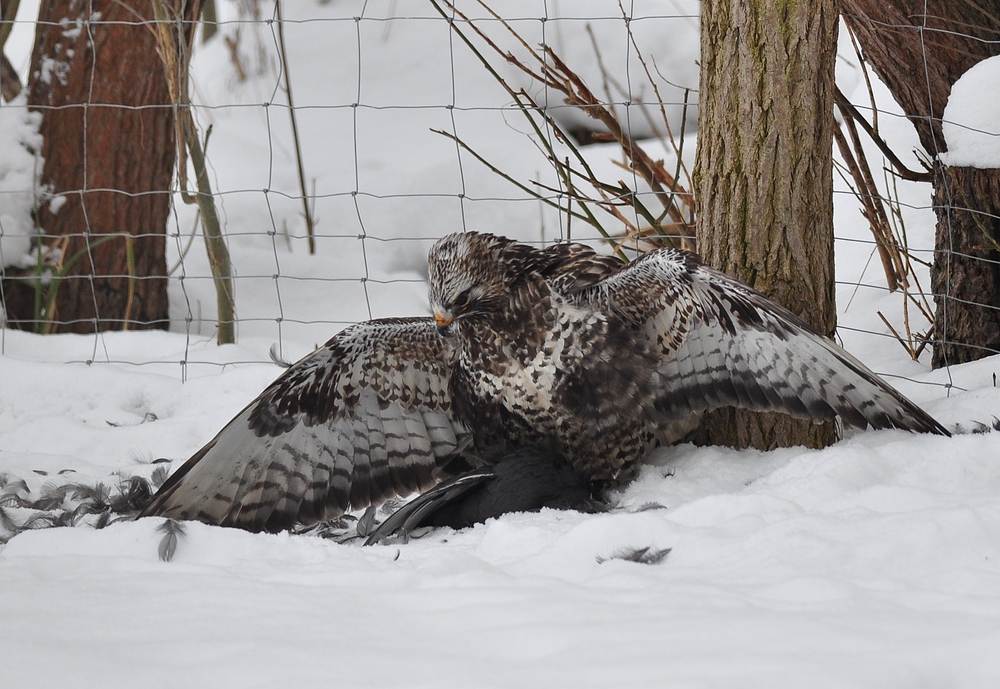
[142, 231, 948, 532]
[142, 319, 471, 532]
[581, 248, 947, 440]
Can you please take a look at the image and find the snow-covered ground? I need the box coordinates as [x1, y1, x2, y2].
[3, 2, 1000, 687]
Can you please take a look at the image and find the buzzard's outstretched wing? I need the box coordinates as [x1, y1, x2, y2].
[141, 318, 471, 532]
[586, 249, 949, 436]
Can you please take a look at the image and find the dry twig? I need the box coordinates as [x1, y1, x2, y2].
[430, 0, 696, 253]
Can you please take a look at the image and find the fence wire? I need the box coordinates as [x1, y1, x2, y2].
[0, 1, 996, 398]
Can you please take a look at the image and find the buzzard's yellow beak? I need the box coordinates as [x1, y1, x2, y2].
[434, 312, 454, 328]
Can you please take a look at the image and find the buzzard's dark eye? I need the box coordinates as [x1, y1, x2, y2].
[453, 289, 471, 308]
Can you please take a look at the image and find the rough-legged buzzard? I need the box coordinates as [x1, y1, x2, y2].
[141, 232, 948, 532]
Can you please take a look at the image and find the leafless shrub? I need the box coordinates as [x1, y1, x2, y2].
[833, 29, 935, 361]
[221, 0, 271, 82]
[149, 0, 237, 344]
[431, 0, 696, 257]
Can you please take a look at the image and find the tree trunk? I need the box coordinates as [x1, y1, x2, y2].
[1, 0, 24, 102]
[840, 0, 1000, 367]
[931, 164, 1000, 364]
[694, 0, 840, 450]
[0, 51, 19, 101]
[3, 0, 192, 333]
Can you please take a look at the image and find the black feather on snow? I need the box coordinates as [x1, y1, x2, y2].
[364, 445, 600, 545]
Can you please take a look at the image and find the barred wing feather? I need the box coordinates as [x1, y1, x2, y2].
[590, 249, 949, 436]
[141, 318, 472, 532]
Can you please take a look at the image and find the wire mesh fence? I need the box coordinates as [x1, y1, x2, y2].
[0, 0, 996, 397]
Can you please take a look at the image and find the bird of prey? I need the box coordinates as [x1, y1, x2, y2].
[141, 231, 948, 533]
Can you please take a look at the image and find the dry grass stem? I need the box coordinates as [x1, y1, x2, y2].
[833, 81, 935, 360]
[274, 0, 316, 254]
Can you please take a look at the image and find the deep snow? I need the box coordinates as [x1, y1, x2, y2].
[2, 2, 1000, 688]
[941, 54, 1000, 169]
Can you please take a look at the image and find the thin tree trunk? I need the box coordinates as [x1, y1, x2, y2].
[0, 51, 19, 101]
[0, 0, 21, 101]
[841, 0, 1000, 368]
[4, 0, 194, 333]
[694, 0, 840, 450]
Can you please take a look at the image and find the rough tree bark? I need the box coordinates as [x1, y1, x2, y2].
[840, 1, 1000, 368]
[3, 0, 197, 333]
[694, 0, 840, 450]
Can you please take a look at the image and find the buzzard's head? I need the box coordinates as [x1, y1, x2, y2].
[428, 232, 530, 333]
